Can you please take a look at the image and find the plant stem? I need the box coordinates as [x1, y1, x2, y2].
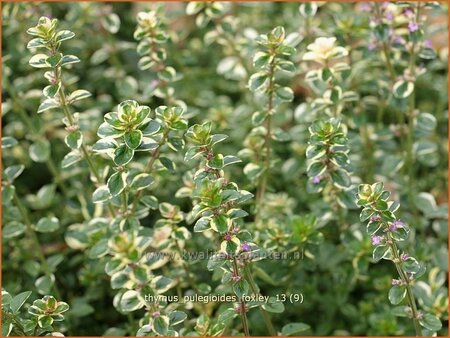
[386, 232, 422, 336]
[13, 191, 62, 301]
[232, 258, 250, 336]
[58, 87, 117, 218]
[130, 130, 169, 214]
[245, 265, 277, 336]
[255, 53, 276, 226]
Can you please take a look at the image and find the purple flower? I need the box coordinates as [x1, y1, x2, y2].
[408, 21, 419, 33]
[224, 233, 232, 241]
[370, 214, 381, 222]
[231, 273, 241, 283]
[392, 278, 402, 285]
[393, 35, 406, 45]
[401, 253, 409, 261]
[390, 219, 405, 231]
[152, 311, 160, 318]
[424, 39, 433, 49]
[371, 235, 383, 246]
[368, 42, 377, 51]
[403, 8, 414, 18]
[312, 176, 321, 184]
[241, 242, 251, 252]
[360, 2, 372, 12]
[384, 11, 394, 21]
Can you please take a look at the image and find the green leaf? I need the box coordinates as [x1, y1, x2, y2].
[211, 214, 228, 233]
[29, 54, 49, 68]
[101, 13, 121, 34]
[169, 311, 187, 326]
[330, 169, 351, 189]
[402, 257, 421, 274]
[93, 138, 117, 153]
[2, 136, 18, 148]
[35, 274, 55, 295]
[262, 297, 285, 313]
[35, 217, 60, 233]
[253, 51, 271, 68]
[4, 165, 25, 182]
[419, 313, 442, 332]
[61, 54, 80, 66]
[61, 150, 82, 168]
[114, 145, 134, 166]
[43, 83, 61, 98]
[2, 222, 26, 238]
[55, 30, 75, 42]
[46, 53, 62, 67]
[92, 185, 112, 203]
[38, 98, 60, 113]
[120, 290, 143, 312]
[27, 38, 46, 49]
[68, 89, 91, 103]
[140, 120, 161, 136]
[153, 316, 169, 336]
[276, 86, 294, 101]
[372, 245, 390, 262]
[388, 285, 406, 305]
[233, 280, 249, 298]
[65, 131, 83, 149]
[38, 315, 54, 328]
[10, 291, 32, 314]
[107, 172, 126, 196]
[307, 161, 327, 177]
[211, 134, 228, 145]
[29, 139, 50, 162]
[124, 130, 143, 149]
[152, 276, 175, 293]
[160, 157, 176, 172]
[130, 173, 154, 191]
[299, 3, 318, 17]
[248, 72, 268, 91]
[393, 80, 414, 99]
[194, 217, 211, 232]
[252, 111, 268, 125]
[281, 323, 311, 336]
[208, 153, 224, 169]
[88, 238, 109, 258]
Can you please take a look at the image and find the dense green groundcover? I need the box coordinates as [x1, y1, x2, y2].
[1, 1, 448, 336]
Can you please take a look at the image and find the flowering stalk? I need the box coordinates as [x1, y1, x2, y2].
[357, 182, 442, 336]
[306, 118, 353, 222]
[247, 26, 296, 226]
[185, 122, 277, 336]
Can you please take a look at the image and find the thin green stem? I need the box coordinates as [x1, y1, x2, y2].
[386, 232, 422, 336]
[245, 265, 277, 336]
[255, 53, 276, 226]
[130, 130, 169, 214]
[58, 87, 117, 218]
[232, 258, 250, 336]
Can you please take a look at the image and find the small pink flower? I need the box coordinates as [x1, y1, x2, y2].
[312, 176, 321, 184]
[408, 21, 419, 33]
[241, 242, 251, 252]
[424, 39, 433, 48]
[371, 235, 383, 246]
